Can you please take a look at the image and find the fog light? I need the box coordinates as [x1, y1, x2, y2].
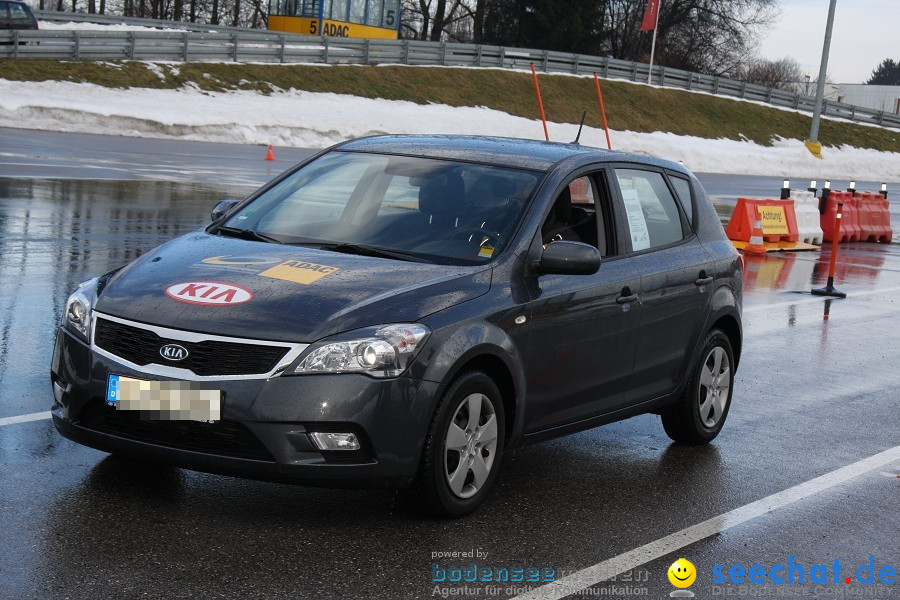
[309, 432, 361, 451]
[53, 380, 68, 404]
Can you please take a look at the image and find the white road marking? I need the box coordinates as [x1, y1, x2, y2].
[0, 411, 52, 427]
[513, 445, 900, 600]
[743, 284, 900, 314]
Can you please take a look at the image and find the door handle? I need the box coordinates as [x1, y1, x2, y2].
[695, 276, 714, 286]
[616, 293, 639, 304]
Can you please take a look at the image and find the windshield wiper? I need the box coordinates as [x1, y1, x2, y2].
[294, 242, 433, 264]
[216, 226, 283, 244]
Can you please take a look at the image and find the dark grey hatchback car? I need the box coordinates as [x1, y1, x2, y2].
[0, 1, 38, 32]
[52, 135, 742, 516]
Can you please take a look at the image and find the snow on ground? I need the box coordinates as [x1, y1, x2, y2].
[37, 20, 182, 32]
[2, 77, 899, 181]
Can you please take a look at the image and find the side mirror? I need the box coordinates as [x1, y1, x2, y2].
[210, 199, 239, 222]
[538, 241, 601, 275]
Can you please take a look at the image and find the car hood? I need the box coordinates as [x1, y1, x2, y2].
[95, 232, 492, 342]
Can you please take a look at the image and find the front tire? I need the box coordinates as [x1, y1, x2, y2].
[407, 371, 505, 517]
[662, 328, 735, 445]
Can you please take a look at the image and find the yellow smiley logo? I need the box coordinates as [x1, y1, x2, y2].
[668, 558, 696, 588]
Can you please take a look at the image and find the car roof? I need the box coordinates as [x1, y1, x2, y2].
[338, 134, 689, 174]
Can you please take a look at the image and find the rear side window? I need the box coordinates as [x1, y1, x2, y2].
[614, 169, 685, 252]
[669, 176, 694, 227]
[9, 2, 32, 22]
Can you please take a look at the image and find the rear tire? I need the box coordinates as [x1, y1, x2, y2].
[662, 328, 734, 445]
[406, 371, 505, 517]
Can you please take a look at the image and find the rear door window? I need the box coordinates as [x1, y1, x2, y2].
[669, 175, 694, 227]
[614, 168, 686, 252]
[9, 2, 31, 23]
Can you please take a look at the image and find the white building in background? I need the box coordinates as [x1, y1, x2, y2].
[825, 84, 900, 113]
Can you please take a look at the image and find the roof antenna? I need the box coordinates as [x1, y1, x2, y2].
[573, 111, 587, 145]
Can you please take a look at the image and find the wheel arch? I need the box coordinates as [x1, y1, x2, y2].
[710, 313, 742, 369]
[417, 321, 526, 448]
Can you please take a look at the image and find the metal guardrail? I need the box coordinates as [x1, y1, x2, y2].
[5, 13, 900, 131]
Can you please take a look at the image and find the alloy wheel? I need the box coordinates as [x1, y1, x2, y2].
[444, 393, 498, 499]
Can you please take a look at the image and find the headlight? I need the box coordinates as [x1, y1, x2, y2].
[292, 324, 431, 378]
[63, 277, 99, 341]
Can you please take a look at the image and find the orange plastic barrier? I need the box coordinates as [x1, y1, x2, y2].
[820, 190, 894, 243]
[856, 192, 879, 242]
[821, 191, 860, 243]
[857, 192, 893, 243]
[726, 198, 799, 243]
[877, 193, 893, 243]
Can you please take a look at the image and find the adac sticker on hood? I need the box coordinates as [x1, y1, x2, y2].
[258, 260, 340, 285]
[165, 281, 254, 306]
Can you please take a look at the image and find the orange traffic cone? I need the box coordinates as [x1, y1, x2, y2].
[264, 145, 275, 161]
[744, 211, 767, 256]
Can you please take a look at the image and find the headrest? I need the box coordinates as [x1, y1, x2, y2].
[419, 172, 465, 216]
[467, 175, 517, 208]
[554, 186, 572, 222]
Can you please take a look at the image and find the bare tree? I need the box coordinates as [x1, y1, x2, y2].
[742, 57, 806, 93]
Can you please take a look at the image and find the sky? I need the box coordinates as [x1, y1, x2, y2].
[759, 0, 899, 84]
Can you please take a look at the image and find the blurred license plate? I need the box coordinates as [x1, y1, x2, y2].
[106, 374, 221, 422]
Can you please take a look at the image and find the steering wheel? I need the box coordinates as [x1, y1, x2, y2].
[450, 227, 502, 247]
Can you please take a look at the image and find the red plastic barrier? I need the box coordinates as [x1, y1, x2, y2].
[878, 194, 893, 243]
[823, 191, 893, 244]
[821, 191, 861, 243]
[856, 192, 878, 242]
[867, 192, 893, 243]
[726, 198, 799, 243]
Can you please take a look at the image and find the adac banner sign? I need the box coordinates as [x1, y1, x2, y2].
[268, 16, 398, 39]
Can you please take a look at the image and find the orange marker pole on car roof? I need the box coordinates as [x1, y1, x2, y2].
[530, 63, 550, 142]
[593, 72, 613, 150]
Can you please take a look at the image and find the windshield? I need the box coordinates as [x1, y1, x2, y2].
[220, 151, 542, 265]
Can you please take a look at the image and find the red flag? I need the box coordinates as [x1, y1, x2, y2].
[640, 0, 660, 32]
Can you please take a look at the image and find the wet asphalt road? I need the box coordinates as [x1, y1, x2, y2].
[0, 129, 898, 599]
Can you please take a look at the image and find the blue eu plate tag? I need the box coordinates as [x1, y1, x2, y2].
[106, 374, 120, 405]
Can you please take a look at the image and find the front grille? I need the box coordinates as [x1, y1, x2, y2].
[76, 401, 275, 462]
[94, 318, 290, 376]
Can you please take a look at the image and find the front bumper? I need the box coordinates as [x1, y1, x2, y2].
[50, 327, 439, 488]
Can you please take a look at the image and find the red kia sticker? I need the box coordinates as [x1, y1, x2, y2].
[164, 281, 254, 306]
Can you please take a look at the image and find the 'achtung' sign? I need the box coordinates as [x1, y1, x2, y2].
[759, 206, 789, 235]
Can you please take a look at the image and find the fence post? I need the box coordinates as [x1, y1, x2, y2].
[542, 49, 548, 71]
[740, 82, 746, 98]
[73, 31, 80, 60]
[659, 66, 665, 87]
[475, 44, 482, 67]
[403, 39, 409, 64]
[182, 31, 189, 62]
[850, 106, 855, 121]
[686, 73, 692, 90]
[323, 37, 329, 63]
[603, 56, 609, 78]
[631, 62, 637, 81]
[440, 41, 447, 65]
[279, 34, 285, 63]
[878, 111, 884, 126]
[499, 46, 505, 68]
[794, 93, 800, 109]
[572, 54, 579, 74]
[12, 30, 18, 59]
[364, 38, 370, 64]
[232, 32, 238, 62]
[713, 77, 720, 94]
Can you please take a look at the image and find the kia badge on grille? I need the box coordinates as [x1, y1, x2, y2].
[159, 344, 189, 361]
